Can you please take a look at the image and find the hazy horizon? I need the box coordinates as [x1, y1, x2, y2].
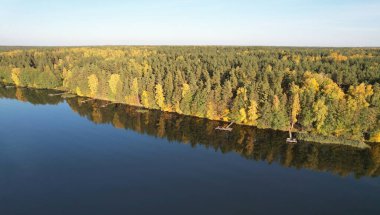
[1, 0, 380, 47]
[1, 44, 380, 48]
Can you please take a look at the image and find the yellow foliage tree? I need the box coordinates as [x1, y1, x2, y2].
[206, 102, 217, 120]
[370, 131, 380, 142]
[128, 77, 140, 105]
[155, 84, 165, 109]
[305, 77, 319, 93]
[75, 86, 83, 96]
[63, 69, 72, 88]
[239, 108, 247, 123]
[76, 86, 83, 96]
[273, 95, 280, 111]
[87, 74, 99, 97]
[141, 90, 149, 108]
[322, 82, 345, 100]
[247, 100, 259, 126]
[290, 83, 301, 129]
[313, 98, 328, 133]
[330, 52, 348, 61]
[109, 74, 120, 95]
[131, 78, 139, 97]
[182, 83, 190, 98]
[11, 68, 21, 86]
[221, 109, 230, 122]
[236, 87, 248, 101]
[174, 101, 182, 114]
[348, 83, 374, 108]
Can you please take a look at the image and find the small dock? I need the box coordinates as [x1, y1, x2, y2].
[48, 92, 66, 97]
[286, 129, 297, 143]
[101, 102, 114, 108]
[215, 122, 234, 131]
[286, 137, 297, 143]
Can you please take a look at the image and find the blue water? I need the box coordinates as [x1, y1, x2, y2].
[0, 94, 380, 215]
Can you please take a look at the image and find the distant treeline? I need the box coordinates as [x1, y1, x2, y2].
[0, 46, 379, 142]
[1, 85, 380, 178]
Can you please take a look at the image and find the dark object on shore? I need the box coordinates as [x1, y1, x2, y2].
[215, 122, 234, 131]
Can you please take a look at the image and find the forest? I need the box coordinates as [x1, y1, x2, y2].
[0, 46, 379, 142]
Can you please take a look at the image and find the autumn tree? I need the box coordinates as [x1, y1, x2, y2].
[247, 99, 259, 126]
[109, 74, 120, 100]
[230, 87, 248, 123]
[313, 98, 328, 134]
[155, 84, 165, 110]
[11, 68, 21, 86]
[290, 83, 301, 130]
[88, 74, 98, 97]
[141, 90, 149, 108]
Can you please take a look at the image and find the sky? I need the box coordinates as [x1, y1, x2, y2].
[0, 0, 379, 47]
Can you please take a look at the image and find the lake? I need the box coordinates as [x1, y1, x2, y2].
[1, 86, 380, 215]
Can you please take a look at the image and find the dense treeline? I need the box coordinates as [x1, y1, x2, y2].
[0, 47, 379, 142]
[1, 85, 380, 178]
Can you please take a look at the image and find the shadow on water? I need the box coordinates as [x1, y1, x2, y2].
[1, 85, 380, 179]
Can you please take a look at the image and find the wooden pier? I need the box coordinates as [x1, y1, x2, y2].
[48, 92, 66, 97]
[101, 102, 114, 108]
[286, 129, 297, 143]
[215, 122, 234, 131]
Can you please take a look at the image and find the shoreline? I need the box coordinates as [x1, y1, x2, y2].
[0, 82, 372, 148]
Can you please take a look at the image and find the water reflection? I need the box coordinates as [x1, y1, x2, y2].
[1, 85, 379, 178]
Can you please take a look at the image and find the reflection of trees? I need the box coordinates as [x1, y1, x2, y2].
[65, 97, 380, 178]
[2, 85, 380, 178]
[0, 85, 63, 105]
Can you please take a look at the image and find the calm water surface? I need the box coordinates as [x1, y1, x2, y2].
[0, 87, 380, 215]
